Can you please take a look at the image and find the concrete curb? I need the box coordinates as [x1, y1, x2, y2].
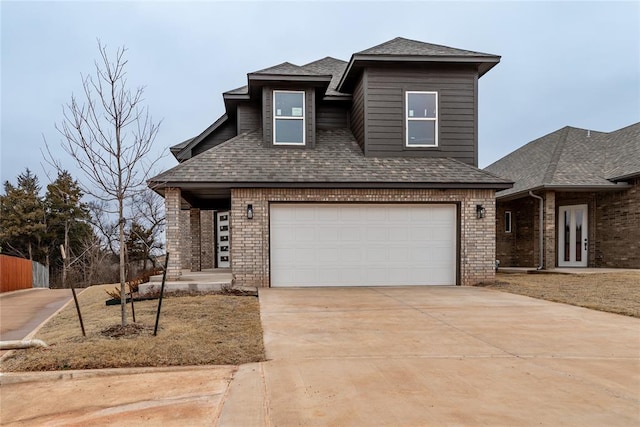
[0, 364, 238, 385]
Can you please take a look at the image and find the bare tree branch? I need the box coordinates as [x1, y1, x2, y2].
[43, 40, 161, 326]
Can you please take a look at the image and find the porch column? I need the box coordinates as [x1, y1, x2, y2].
[190, 208, 201, 271]
[165, 187, 182, 280]
[543, 191, 556, 269]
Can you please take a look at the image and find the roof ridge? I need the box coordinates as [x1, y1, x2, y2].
[542, 127, 569, 184]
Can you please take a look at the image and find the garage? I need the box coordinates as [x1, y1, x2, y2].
[270, 203, 457, 287]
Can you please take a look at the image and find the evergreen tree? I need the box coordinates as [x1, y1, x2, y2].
[44, 170, 92, 286]
[0, 169, 46, 262]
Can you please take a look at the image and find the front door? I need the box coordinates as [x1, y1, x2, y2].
[558, 204, 588, 267]
[216, 211, 230, 268]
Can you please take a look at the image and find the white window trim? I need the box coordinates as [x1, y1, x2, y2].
[405, 91, 438, 147]
[273, 90, 305, 146]
[505, 211, 512, 233]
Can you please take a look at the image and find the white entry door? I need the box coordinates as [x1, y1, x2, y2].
[558, 204, 588, 267]
[270, 203, 457, 287]
[216, 211, 230, 268]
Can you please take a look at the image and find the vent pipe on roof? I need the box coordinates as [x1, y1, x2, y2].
[587, 130, 591, 137]
[529, 191, 544, 270]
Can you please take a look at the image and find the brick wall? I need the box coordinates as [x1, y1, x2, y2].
[201, 210, 215, 269]
[179, 210, 191, 269]
[165, 187, 182, 280]
[495, 198, 535, 267]
[230, 188, 496, 287]
[495, 180, 639, 269]
[594, 178, 640, 268]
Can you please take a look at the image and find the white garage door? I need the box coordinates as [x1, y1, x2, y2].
[270, 203, 456, 287]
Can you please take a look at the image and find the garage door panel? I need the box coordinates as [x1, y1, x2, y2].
[270, 203, 456, 287]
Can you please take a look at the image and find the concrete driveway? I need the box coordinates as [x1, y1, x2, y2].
[1, 286, 639, 426]
[219, 286, 640, 426]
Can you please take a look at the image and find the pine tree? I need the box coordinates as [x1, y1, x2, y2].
[45, 170, 92, 286]
[0, 169, 46, 262]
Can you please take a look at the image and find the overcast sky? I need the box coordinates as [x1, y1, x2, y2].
[1, 1, 639, 188]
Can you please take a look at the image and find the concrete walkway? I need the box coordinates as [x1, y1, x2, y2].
[219, 286, 640, 426]
[0, 288, 73, 341]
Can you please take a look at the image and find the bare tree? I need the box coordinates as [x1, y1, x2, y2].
[46, 41, 161, 326]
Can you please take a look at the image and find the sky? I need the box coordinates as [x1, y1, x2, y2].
[1, 0, 639, 189]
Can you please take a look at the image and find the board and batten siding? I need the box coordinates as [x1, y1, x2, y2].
[192, 120, 237, 157]
[237, 103, 261, 134]
[363, 66, 478, 165]
[262, 87, 316, 148]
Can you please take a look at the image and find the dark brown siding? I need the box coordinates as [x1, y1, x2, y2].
[262, 87, 315, 148]
[364, 65, 478, 165]
[350, 72, 365, 151]
[192, 120, 236, 156]
[238, 103, 261, 133]
[317, 103, 349, 129]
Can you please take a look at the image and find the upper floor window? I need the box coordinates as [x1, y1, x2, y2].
[406, 91, 438, 147]
[274, 90, 305, 145]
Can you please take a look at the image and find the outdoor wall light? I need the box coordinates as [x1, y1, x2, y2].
[476, 204, 486, 219]
[247, 204, 254, 220]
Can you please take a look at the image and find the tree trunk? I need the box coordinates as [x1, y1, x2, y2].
[62, 219, 69, 288]
[119, 197, 127, 326]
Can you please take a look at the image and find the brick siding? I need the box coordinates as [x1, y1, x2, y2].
[230, 188, 496, 287]
[495, 179, 639, 269]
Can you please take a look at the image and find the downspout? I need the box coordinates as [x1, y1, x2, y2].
[529, 191, 544, 270]
[0, 339, 48, 350]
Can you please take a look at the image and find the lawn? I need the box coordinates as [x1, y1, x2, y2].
[485, 272, 640, 318]
[0, 284, 265, 372]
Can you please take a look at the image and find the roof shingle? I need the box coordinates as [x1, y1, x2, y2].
[356, 37, 497, 58]
[151, 128, 511, 188]
[484, 123, 640, 198]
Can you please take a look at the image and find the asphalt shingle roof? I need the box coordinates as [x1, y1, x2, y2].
[357, 37, 498, 58]
[484, 123, 640, 198]
[150, 128, 511, 187]
[605, 122, 640, 180]
[301, 57, 348, 96]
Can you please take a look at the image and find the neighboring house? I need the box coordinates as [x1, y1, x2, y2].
[485, 122, 640, 269]
[148, 37, 512, 287]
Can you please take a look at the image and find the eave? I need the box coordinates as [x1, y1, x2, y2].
[337, 54, 501, 92]
[496, 183, 632, 201]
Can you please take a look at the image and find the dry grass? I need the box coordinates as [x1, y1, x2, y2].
[1, 284, 265, 372]
[485, 272, 640, 317]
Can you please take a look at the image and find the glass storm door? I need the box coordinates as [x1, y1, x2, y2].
[558, 205, 588, 267]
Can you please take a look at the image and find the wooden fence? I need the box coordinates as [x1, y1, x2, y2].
[0, 255, 49, 292]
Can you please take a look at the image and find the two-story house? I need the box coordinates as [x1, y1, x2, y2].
[148, 37, 512, 287]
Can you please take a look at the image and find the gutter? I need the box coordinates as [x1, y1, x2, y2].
[529, 191, 544, 270]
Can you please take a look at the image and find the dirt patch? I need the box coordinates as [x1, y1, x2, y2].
[0, 284, 265, 372]
[484, 272, 640, 317]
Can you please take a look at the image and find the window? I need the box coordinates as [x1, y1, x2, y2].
[505, 211, 512, 233]
[274, 90, 305, 145]
[406, 91, 438, 147]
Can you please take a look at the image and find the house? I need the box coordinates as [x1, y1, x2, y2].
[148, 37, 512, 287]
[484, 122, 640, 269]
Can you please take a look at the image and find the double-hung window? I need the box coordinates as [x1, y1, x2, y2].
[406, 91, 438, 147]
[274, 90, 305, 145]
